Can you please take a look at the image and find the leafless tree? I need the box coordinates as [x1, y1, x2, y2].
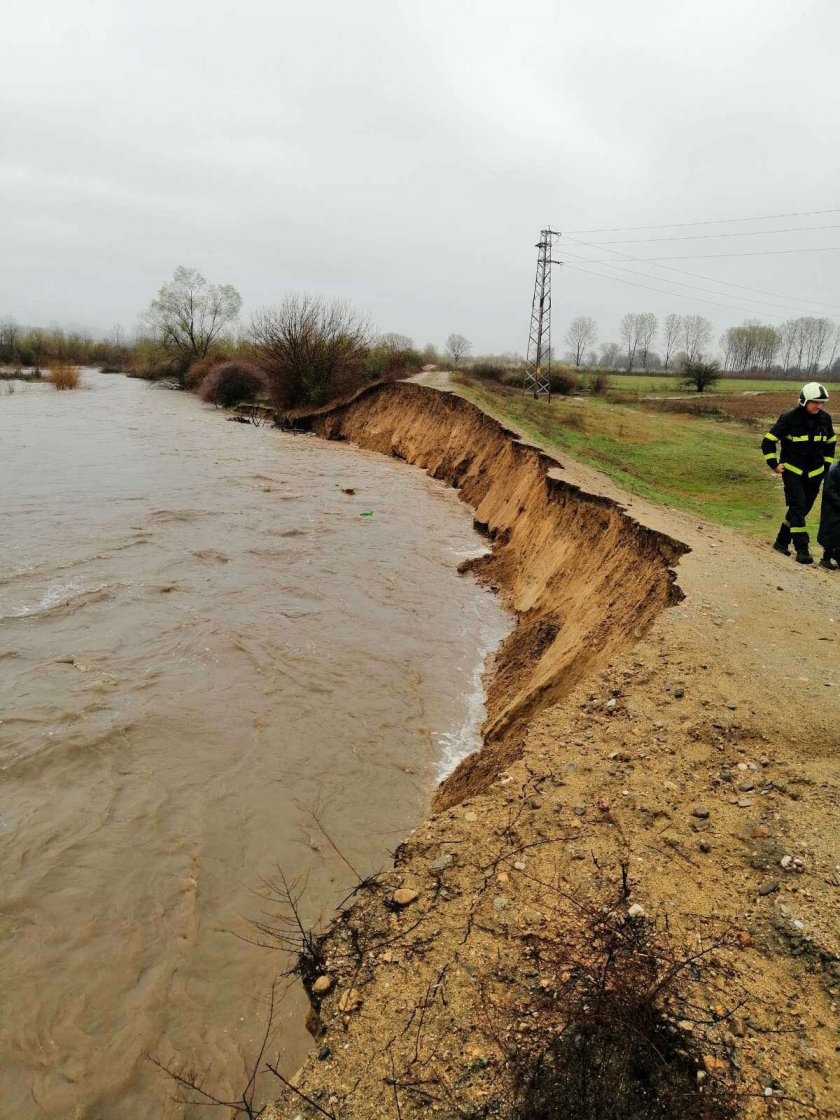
[445, 333, 471, 365]
[378, 332, 414, 353]
[778, 319, 799, 371]
[599, 341, 623, 368]
[662, 313, 682, 370]
[635, 312, 657, 369]
[250, 294, 371, 409]
[721, 320, 779, 372]
[824, 323, 840, 374]
[801, 316, 833, 373]
[143, 266, 242, 377]
[0, 317, 19, 363]
[564, 316, 598, 367]
[619, 313, 642, 372]
[681, 315, 712, 363]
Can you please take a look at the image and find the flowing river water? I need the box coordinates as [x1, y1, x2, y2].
[0, 372, 509, 1118]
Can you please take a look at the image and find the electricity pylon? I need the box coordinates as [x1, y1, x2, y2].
[523, 228, 561, 400]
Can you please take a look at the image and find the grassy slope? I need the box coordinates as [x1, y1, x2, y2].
[456, 378, 790, 537]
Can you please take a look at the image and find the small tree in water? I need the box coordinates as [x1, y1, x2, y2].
[681, 358, 720, 393]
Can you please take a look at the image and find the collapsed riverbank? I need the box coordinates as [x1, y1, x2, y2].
[265, 380, 840, 1119]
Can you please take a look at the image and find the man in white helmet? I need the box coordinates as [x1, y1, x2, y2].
[761, 383, 835, 564]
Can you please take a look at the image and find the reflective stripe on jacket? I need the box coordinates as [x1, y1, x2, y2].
[761, 406, 835, 476]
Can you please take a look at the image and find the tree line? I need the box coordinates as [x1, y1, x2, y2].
[564, 312, 840, 375]
[0, 320, 132, 370]
[1, 267, 477, 409]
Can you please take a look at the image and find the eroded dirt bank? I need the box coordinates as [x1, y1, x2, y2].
[302, 382, 687, 811]
[266, 382, 840, 1119]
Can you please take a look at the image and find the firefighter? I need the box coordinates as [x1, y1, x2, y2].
[761, 383, 836, 564]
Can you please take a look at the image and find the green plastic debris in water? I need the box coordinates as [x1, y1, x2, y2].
[360, 511, 374, 517]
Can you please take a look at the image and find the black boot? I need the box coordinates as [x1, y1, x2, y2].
[795, 549, 814, 565]
[819, 553, 837, 571]
[773, 522, 791, 556]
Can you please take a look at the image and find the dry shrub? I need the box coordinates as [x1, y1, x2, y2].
[198, 360, 267, 408]
[471, 361, 507, 382]
[500, 904, 743, 1120]
[184, 353, 221, 390]
[547, 367, 581, 395]
[588, 369, 612, 395]
[47, 362, 81, 390]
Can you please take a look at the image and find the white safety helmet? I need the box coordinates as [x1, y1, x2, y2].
[800, 382, 829, 406]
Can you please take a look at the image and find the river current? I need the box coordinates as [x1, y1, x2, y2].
[0, 372, 508, 1117]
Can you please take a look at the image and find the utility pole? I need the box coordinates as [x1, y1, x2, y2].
[523, 228, 561, 400]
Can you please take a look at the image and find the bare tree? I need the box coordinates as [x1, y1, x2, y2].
[600, 341, 623, 368]
[801, 316, 833, 373]
[143, 266, 242, 380]
[778, 319, 798, 371]
[619, 313, 642, 372]
[636, 313, 657, 369]
[445, 333, 471, 365]
[250, 294, 371, 409]
[378, 332, 414, 353]
[564, 316, 598, 367]
[662, 314, 681, 370]
[0, 317, 20, 363]
[720, 320, 779, 372]
[681, 315, 712, 363]
[824, 323, 840, 374]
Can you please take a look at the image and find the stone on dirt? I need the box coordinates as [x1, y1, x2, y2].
[392, 888, 420, 907]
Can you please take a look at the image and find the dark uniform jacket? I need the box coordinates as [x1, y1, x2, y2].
[818, 460, 840, 551]
[761, 406, 836, 478]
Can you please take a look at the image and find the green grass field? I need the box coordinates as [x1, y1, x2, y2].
[457, 378, 796, 538]
[593, 374, 840, 396]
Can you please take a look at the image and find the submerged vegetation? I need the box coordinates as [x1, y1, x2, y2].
[46, 362, 81, 390]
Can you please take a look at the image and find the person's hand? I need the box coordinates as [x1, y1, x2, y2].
[775, 464, 785, 474]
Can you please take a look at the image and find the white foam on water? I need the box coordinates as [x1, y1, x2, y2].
[435, 608, 509, 782]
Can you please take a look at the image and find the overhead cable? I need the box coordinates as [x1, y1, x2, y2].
[560, 250, 824, 319]
[575, 245, 840, 262]
[562, 235, 840, 315]
[590, 223, 840, 246]
[562, 263, 789, 320]
[566, 207, 840, 235]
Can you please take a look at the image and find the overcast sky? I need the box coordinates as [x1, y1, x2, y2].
[3, 0, 839, 356]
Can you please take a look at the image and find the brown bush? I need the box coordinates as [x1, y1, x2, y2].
[47, 362, 81, 390]
[198, 361, 267, 408]
[547, 367, 581, 395]
[502, 904, 744, 1120]
[185, 354, 221, 390]
[587, 369, 612, 395]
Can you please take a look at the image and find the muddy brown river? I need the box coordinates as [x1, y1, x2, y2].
[0, 372, 508, 1118]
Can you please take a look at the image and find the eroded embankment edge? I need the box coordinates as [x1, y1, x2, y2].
[289, 380, 689, 811]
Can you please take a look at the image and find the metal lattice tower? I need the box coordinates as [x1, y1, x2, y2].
[524, 228, 561, 400]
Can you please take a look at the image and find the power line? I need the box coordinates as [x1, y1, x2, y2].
[563, 262, 791, 320]
[560, 249, 820, 319]
[566, 207, 840, 235]
[598, 245, 840, 261]
[562, 235, 840, 315]
[591, 223, 840, 246]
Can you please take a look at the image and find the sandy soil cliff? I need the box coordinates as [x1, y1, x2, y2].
[265, 381, 840, 1119]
